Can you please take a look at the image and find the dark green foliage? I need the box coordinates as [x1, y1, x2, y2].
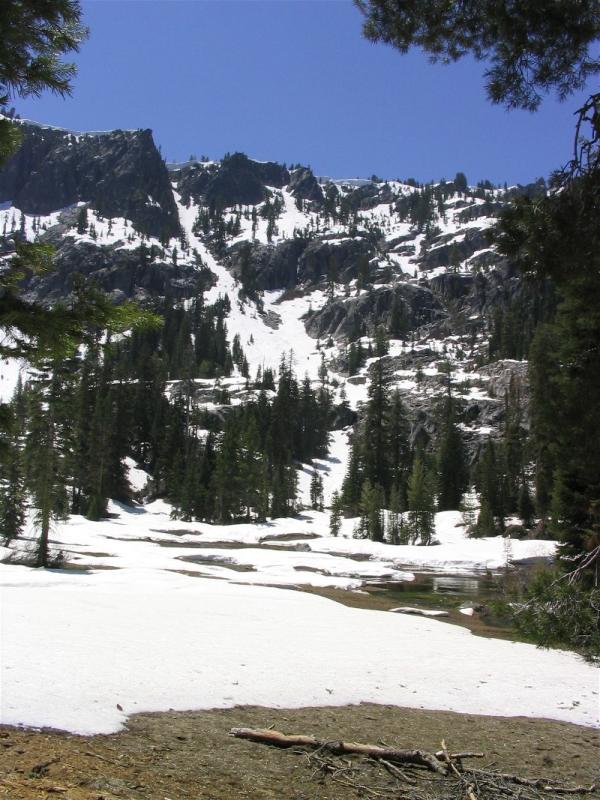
[24, 359, 73, 566]
[329, 491, 343, 536]
[374, 325, 389, 357]
[309, 468, 324, 511]
[513, 568, 600, 662]
[475, 439, 504, 531]
[406, 452, 435, 545]
[341, 429, 364, 512]
[436, 395, 467, 511]
[347, 339, 365, 376]
[0, 398, 26, 542]
[473, 497, 497, 538]
[76, 205, 88, 235]
[165, 360, 330, 523]
[356, 0, 600, 110]
[395, 184, 436, 231]
[386, 389, 411, 492]
[238, 241, 258, 300]
[518, 481, 535, 529]
[453, 172, 468, 193]
[387, 482, 405, 544]
[358, 479, 385, 542]
[362, 359, 391, 494]
[342, 367, 413, 521]
[498, 170, 600, 572]
[487, 285, 556, 362]
[0, 1, 86, 108]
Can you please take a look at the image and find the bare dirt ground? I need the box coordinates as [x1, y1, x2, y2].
[1, 704, 598, 800]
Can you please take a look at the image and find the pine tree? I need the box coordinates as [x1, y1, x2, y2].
[387, 482, 404, 544]
[309, 468, 324, 511]
[329, 490, 343, 537]
[518, 481, 536, 529]
[474, 497, 496, 537]
[76, 205, 88, 235]
[359, 479, 385, 542]
[477, 439, 504, 531]
[406, 453, 435, 545]
[436, 395, 467, 510]
[24, 361, 73, 566]
[341, 429, 364, 513]
[0, 411, 26, 543]
[362, 358, 391, 498]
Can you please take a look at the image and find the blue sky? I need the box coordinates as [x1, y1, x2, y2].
[13, 0, 594, 185]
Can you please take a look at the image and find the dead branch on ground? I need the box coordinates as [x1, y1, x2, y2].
[230, 726, 598, 800]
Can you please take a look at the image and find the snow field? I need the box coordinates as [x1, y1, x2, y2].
[2, 503, 597, 735]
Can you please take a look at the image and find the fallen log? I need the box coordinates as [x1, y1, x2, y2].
[230, 727, 598, 798]
[230, 727, 451, 774]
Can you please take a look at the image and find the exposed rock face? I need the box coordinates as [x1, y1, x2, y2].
[0, 122, 180, 240]
[419, 228, 492, 271]
[23, 237, 208, 305]
[478, 359, 529, 403]
[428, 272, 473, 302]
[288, 167, 324, 205]
[174, 152, 290, 209]
[226, 236, 375, 292]
[298, 238, 374, 285]
[227, 239, 309, 290]
[172, 162, 217, 206]
[342, 181, 394, 211]
[305, 283, 445, 340]
[454, 200, 504, 223]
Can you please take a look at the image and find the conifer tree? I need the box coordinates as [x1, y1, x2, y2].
[362, 358, 391, 497]
[387, 482, 404, 544]
[359, 479, 385, 542]
[476, 439, 504, 531]
[24, 361, 73, 566]
[76, 205, 88, 235]
[0, 406, 26, 543]
[406, 453, 435, 545]
[341, 429, 364, 514]
[518, 481, 535, 529]
[474, 496, 496, 537]
[436, 395, 467, 510]
[309, 468, 324, 511]
[329, 491, 342, 537]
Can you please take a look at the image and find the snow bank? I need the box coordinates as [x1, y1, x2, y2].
[0, 504, 597, 735]
[1, 564, 597, 735]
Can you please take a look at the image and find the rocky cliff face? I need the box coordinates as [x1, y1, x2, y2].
[0, 120, 180, 240]
[0, 116, 538, 456]
[305, 283, 445, 341]
[226, 236, 376, 292]
[23, 237, 209, 305]
[173, 152, 289, 209]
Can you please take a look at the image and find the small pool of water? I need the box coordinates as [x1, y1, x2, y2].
[366, 570, 498, 597]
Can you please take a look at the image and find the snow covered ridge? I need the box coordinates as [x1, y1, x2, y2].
[1, 502, 597, 735]
[0, 112, 139, 138]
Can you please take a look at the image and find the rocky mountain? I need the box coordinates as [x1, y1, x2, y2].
[0, 118, 180, 240]
[0, 116, 540, 472]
